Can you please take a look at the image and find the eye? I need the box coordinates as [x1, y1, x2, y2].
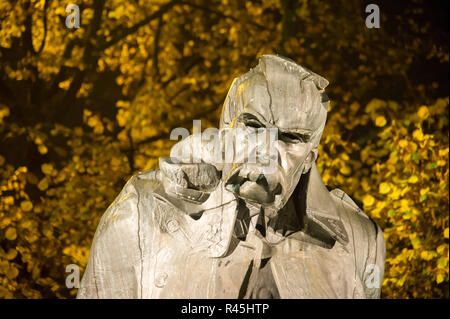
[245, 120, 263, 129]
[241, 113, 265, 129]
[280, 132, 309, 144]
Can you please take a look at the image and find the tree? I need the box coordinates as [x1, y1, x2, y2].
[0, 0, 448, 298]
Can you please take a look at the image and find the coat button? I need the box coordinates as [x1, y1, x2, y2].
[155, 272, 168, 288]
[166, 219, 179, 233]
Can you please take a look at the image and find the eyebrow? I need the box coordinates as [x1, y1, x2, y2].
[240, 113, 312, 142]
[279, 129, 311, 142]
[239, 113, 266, 127]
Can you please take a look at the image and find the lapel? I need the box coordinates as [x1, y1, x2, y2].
[268, 163, 356, 298]
[152, 161, 349, 257]
[304, 163, 349, 246]
[153, 180, 240, 258]
[148, 162, 355, 298]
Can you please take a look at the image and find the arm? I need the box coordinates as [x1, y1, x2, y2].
[77, 176, 143, 299]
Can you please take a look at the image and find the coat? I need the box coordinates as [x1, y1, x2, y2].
[77, 163, 385, 299]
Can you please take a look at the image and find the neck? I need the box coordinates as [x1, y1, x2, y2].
[258, 171, 310, 237]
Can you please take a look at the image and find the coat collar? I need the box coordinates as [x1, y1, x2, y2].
[153, 161, 349, 260]
[303, 162, 349, 246]
[234, 162, 349, 248]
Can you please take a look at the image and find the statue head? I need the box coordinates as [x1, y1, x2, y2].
[219, 54, 330, 215]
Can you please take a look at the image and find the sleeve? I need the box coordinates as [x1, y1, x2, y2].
[361, 220, 386, 299]
[331, 188, 386, 299]
[76, 176, 143, 299]
[76, 241, 99, 298]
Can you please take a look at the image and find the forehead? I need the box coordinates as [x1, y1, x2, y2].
[235, 72, 325, 134]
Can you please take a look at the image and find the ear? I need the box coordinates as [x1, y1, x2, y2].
[302, 149, 317, 174]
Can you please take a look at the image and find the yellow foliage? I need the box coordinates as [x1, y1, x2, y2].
[379, 183, 391, 194]
[375, 116, 387, 127]
[20, 201, 33, 212]
[319, 95, 449, 298]
[5, 228, 17, 241]
[417, 106, 430, 120]
[363, 194, 375, 207]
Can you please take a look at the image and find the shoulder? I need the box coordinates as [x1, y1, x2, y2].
[329, 188, 382, 240]
[91, 170, 162, 265]
[97, 170, 160, 231]
[328, 189, 385, 264]
[79, 170, 164, 297]
[329, 188, 385, 295]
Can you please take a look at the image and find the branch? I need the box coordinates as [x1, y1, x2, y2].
[134, 103, 219, 147]
[153, 16, 163, 80]
[63, 0, 106, 103]
[178, 0, 267, 30]
[96, 1, 177, 52]
[126, 129, 136, 172]
[23, 0, 34, 54]
[46, 0, 104, 101]
[46, 38, 83, 97]
[0, 80, 15, 107]
[35, 0, 48, 54]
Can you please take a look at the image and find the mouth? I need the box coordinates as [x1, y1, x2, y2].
[225, 167, 282, 204]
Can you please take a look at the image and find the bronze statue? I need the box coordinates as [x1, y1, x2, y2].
[77, 55, 385, 299]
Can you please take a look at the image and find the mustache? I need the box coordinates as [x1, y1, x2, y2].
[224, 165, 282, 201]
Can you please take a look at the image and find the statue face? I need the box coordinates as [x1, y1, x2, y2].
[220, 55, 329, 214]
[222, 77, 315, 213]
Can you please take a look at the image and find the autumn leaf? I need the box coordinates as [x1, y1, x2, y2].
[5, 227, 17, 241]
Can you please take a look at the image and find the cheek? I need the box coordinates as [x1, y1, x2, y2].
[280, 143, 310, 172]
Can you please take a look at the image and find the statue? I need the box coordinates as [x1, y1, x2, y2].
[77, 55, 385, 299]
